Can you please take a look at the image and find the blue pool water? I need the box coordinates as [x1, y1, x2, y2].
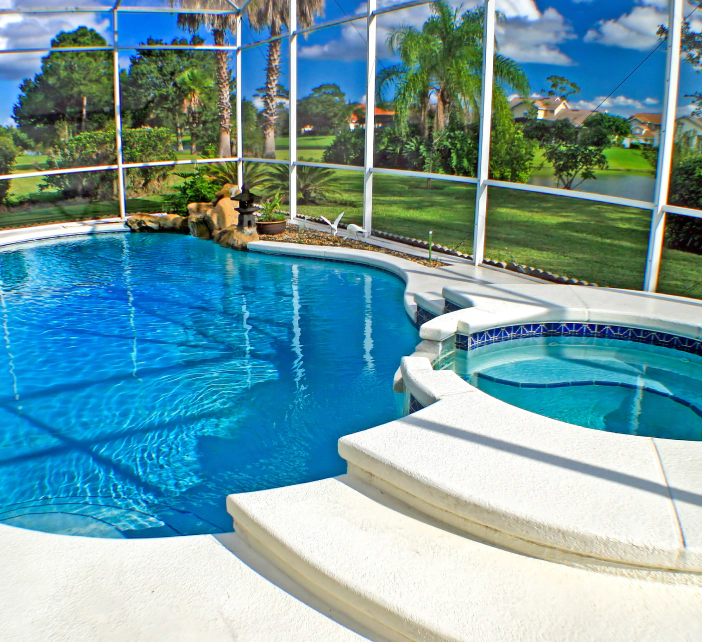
[0, 234, 417, 538]
[453, 336, 702, 441]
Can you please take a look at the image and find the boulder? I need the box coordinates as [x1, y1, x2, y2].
[214, 225, 258, 251]
[188, 213, 215, 240]
[186, 202, 212, 217]
[126, 213, 188, 234]
[213, 183, 238, 204]
[210, 196, 239, 230]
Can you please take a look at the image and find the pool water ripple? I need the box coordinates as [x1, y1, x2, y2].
[0, 234, 417, 537]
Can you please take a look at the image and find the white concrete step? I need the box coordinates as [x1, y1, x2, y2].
[227, 475, 702, 642]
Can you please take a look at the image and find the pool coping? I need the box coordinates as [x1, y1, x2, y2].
[1, 224, 701, 639]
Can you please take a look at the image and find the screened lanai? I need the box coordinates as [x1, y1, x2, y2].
[0, 0, 700, 298]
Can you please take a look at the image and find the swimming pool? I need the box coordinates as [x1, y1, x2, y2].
[0, 234, 417, 538]
[452, 334, 702, 441]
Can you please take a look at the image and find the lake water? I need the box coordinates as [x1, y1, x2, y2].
[529, 170, 655, 202]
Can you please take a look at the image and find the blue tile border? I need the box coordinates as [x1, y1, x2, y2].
[456, 322, 702, 357]
[416, 305, 437, 328]
[408, 394, 425, 414]
[444, 300, 462, 314]
[476, 373, 702, 418]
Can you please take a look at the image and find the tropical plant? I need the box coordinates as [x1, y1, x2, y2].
[258, 190, 286, 221]
[204, 161, 271, 191]
[171, 1, 237, 157]
[168, 167, 219, 215]
[246, 0, 325, 158]
[176, 67, 214, 155]
[377, 0, 529, 137]
[265, 163, 341, 204]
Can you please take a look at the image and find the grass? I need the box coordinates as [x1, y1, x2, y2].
[532, 147, 654, 174]
[1, 147, 700, 300]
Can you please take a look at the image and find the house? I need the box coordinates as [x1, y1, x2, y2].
[508, 96, 592, 128]
[626, 113, 662, 147]
[676, 115, 702, 151]
[348, 105, 395, 130]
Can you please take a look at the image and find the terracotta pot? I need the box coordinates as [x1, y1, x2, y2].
[256, 220, 287, 235]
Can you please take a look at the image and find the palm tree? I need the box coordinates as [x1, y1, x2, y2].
[172, 2, 236, 157]
[378, 0, 530, 137]
[177, 67, 214, 155]
[246, 0, 325, 159]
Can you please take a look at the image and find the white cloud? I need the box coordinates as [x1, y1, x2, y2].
[302, 0, 573, 66]
[570, 93, 661, 116]
[585, 0, 702, 51]
[0, 2, 111, 82]
[497, 7, 576, 66]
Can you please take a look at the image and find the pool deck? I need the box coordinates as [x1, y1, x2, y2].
[2, 220, 702, 640]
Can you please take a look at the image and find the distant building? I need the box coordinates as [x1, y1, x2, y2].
[676, 115, 702, 151]
[626, 113, 662, 147]
[348, 106, 395, 130]
[508, 96, 591, 127]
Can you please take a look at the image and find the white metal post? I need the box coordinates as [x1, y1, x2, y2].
[289, 0, 298, 220]
[472, 0, 495, 265]
[236, 14, 243, 186]
[362, 0, 377, 237]
[644, 0, 683, 291]
[112, 10, 127, 219]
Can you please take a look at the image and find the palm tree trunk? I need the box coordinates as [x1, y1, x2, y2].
[175, 120, 184, 152]
[214, 29, 232, 158]
[262, 28, 282, 159]
[81, 95, 88, 133]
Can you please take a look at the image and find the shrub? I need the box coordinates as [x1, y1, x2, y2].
[265, 164, 341, 204]
[43, 128, 174, 199]
[323, 129, 365, 166]
[667, 156, 702, 253]
[167, 168, 218, 215]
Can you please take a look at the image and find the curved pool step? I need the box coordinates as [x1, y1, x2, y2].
[227, 475, 702, 642]
[338, 390, 702, 573]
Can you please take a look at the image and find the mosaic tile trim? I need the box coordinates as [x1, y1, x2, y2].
[444, 300, 462, 314]
[416, 305, 437, 328]
[455, 322, 702, 356]
[408, 394, 425, 414]
[476, 373, 702, 419]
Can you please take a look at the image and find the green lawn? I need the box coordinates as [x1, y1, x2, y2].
[1, 149, 700, 301]
[532, 147, 654, 173]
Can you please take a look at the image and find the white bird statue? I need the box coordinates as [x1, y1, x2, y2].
[295, 218, 307, 231]
[346, 223, 367, 240]
[320, 212, 344, 236]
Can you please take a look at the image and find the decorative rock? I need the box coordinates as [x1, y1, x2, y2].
[186, 202, 211, 216]
[188, 213, 215, 240]
[214, 225, 259, 251]
[213, 183, 238, 204]
[126, 213, 188, 234]
[210, 197, 239, 230]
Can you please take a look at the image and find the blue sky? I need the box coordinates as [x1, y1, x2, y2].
[0, 0, 699, 124]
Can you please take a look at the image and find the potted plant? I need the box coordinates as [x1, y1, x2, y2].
[256, 191, 287, 235]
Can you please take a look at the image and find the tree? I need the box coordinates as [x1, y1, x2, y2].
[541, 75, 580, 100]
[298, 84, 355, 135]
[523, 119, 609, 190]
[377, 0, 529, 137]
[177, 67, 215, 155]
[0, 127, 18, 203]
[171, 2, 236, 157]
[13, 27, 112, 147]
[122, 37, 215, 152]
[583, 112, 631, 142]
[246, 0, 325, 158]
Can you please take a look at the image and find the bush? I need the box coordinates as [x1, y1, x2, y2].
[0, 127, 19, 203]
[667, 156, 702, 253]
[167, 168, 218, 215]
[43, 128, 174, 199]
[323, 129, 365, 166]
